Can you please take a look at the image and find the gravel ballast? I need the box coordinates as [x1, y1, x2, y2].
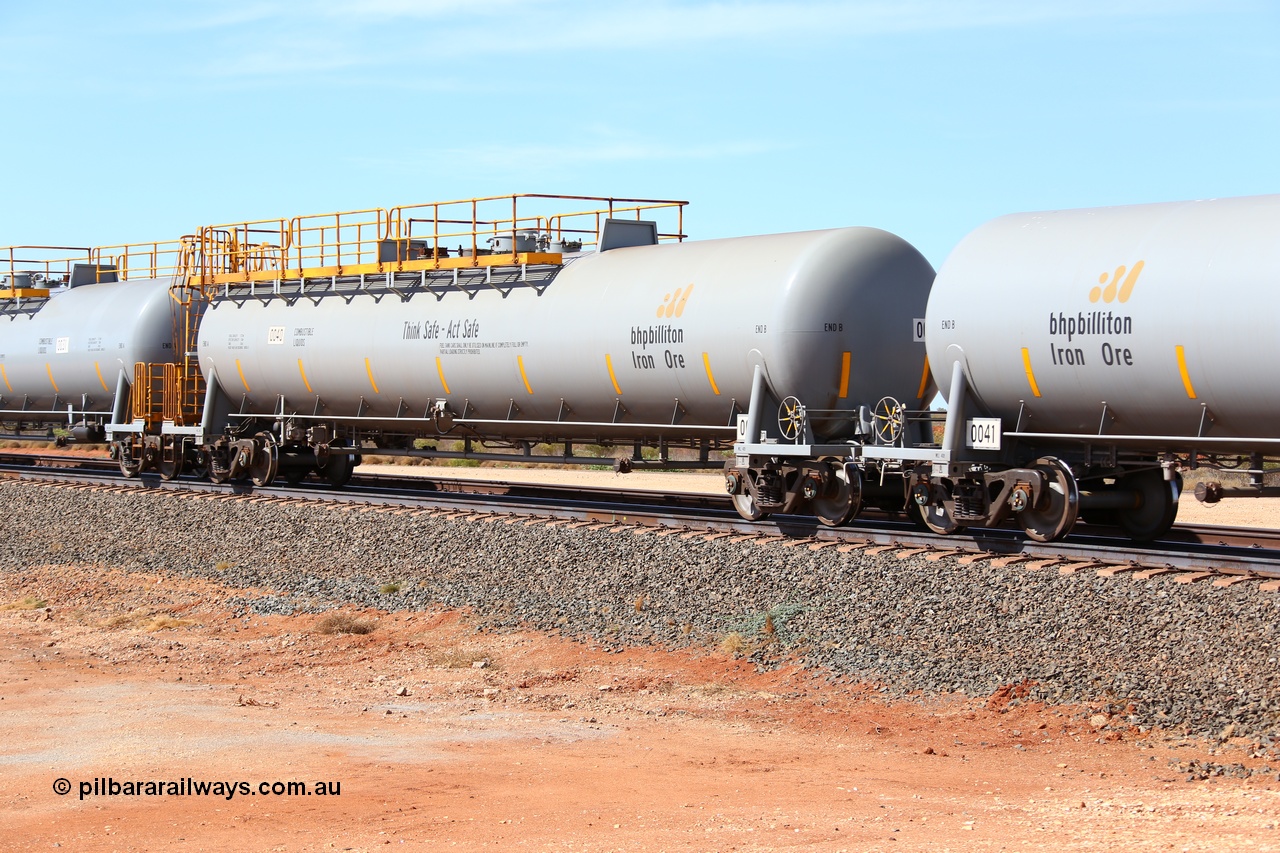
[3, 480, 1278, 741]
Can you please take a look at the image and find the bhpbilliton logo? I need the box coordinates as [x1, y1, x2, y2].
[1089, 261, 1144, 304]
[657, 285, 694, 318]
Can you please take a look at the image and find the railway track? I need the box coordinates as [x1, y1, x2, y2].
[4, 451, 1279, 582]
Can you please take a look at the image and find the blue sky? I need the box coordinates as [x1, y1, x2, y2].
[1, 1, 1276, 267]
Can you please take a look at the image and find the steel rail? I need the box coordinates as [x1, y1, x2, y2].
[3, 452, 1279, 578]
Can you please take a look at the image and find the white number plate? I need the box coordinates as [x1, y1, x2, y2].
[966, 418, 1001, 450]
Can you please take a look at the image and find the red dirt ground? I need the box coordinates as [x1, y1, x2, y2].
[3, 565, 1279, 851]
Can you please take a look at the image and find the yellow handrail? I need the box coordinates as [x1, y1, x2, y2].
[0, 245, 92, 286]
[92, 239, 190, 280]
[2, 193, 690, 295]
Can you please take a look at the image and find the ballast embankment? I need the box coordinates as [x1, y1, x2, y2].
[2, 481, 1276, 744]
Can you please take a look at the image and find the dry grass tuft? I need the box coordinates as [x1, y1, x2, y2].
[99, 608, 195, 631]
[100, 607, 155, 628]
[718, 631, 748, 655]
[144, 615, 195, 631]
[378, 581, 402, 594]
[424, 647, 496, 669]
[2, 595, 48, 610]
[315, 613, 376, 635]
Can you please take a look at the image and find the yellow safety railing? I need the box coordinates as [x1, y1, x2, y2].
[0, 240, 197, 295]
[0, 245, 92, 293]
[387, 193, 687, 260]
[188, 193, 688, 287]
[4, 193, 690, 296]
[92, 239, 192, 281]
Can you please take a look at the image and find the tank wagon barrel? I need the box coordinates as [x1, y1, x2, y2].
[188, 194, 933, 492]
[910, 193, 1280, 541]
[0, 241, 191, 445]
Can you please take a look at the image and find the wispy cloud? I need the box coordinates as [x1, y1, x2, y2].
[129, 0, 1238, 83]
[307, 0, 1229, 40]
[0, 0, 1246, 100]
[348, 133, 786, 175]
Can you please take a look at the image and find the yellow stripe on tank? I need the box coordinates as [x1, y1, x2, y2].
[94, 361, 109, 393]
[605, 354, 622, 395]
[235, 359, 250, 393]
[298, 359, 313, 393]
[1020, 348, 1041, 398]
[702, 353, 720, 396]
[46, 363, 59, 394]
[837, 351, 851, 399]
[517, 355, 533, 395]
[0, 364, 10, 393]
[364, 358, 380, 394]
[436, 357, 451, 395]
[1175, 345, 1197, 399]
[916, 355, 931, 401]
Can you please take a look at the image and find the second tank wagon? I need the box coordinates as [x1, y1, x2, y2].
[192, 197, 934, 504]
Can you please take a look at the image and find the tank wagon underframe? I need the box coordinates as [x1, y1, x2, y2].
[728, 358, 1280, 541]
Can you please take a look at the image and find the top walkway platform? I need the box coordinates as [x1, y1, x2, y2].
[0, 193, 689, 297]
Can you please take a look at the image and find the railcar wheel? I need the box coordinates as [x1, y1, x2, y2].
[208, 459, 230, 484]
[1115, 468, 1180, 541]
[283, 467, 308, 487]
[187, 456, 209, 480]
[911, 494, 965, 535]
[732, 491, 769, 522]
[810, 462, 862, 527]
[248, 436, 279, 487]
[205, 443, 231, 484]
[158, 439, 186, 481]
[1017, 457, 1079, 543]
[907, 480, 966, 535]
[113, 441, 142, 478]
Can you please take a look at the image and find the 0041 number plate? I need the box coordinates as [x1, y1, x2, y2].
[966, 418, 1001, 450]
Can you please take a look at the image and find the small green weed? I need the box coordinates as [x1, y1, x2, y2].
[718, 602, 810, 656]
[2, 595, 48, 610]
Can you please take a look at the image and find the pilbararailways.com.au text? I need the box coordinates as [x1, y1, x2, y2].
[55, 777, 341, 801]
